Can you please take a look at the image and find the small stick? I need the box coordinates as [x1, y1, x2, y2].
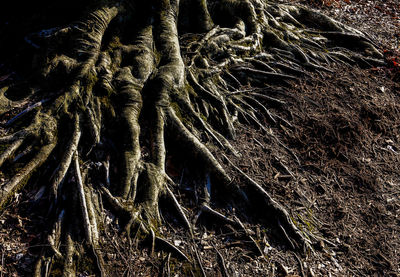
[192, 245, 206, 277]
[165, 186, 192, 232]
[213, 245, 229, 277]
[278, 220, 296, 250]
[1, 249, 4, 277]
[104, 157, 110, 187]
[249, 236, 265, 257]
[6, 99, 49, 126]
[155, 237, 190, 262]
[201, 204, 237, 227]
[150, 229, 155, 257]
[166, 253, 171, 277]
[294, 253, 306, 277]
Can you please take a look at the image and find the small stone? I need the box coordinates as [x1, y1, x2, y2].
[106, 253, 116, 260]
[173, 240, 182, 247]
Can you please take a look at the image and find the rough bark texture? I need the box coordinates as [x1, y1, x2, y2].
[0, 0, 383, 275]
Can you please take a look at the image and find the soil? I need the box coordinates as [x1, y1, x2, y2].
[222, 64, 400, 276]
[1, 1, 400, 276]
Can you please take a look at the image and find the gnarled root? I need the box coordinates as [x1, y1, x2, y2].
[0, 0, 384, 274]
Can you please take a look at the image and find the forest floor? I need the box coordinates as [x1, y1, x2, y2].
[1, 0, 400, 276]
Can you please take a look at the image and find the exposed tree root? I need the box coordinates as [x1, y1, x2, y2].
[0, 0, 384, 274]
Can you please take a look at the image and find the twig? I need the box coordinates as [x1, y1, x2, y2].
[249, 236, 265, 257]
[164, 253, 171, 277]
[232, 215, 255, 235]
[155, 237, 190, 262]
[213, 245, 229, 277]
[165, 185, 192, 232]
[6, 99, 49, 126]
[44, 258, 50, 277]
[201, 204, 237, 227]
[268, 130, 301, 166]
[274, 156, 295, 178]
[294, 253, 305, 277]
[278, 220, 295, 250]
[1, 249, 4, 277]
[192, 245, 207, 277]
[104, 157, 110, 187]
[150, 229, 155, 257]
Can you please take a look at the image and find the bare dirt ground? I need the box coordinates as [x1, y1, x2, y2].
[222, 64, 400, 276]
[1, 1, 400, 276]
